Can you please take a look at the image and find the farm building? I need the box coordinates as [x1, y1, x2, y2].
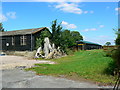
[0, 27, 51, 51]
[76, 40, 102, 50]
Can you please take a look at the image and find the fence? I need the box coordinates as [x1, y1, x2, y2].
[103, 45, 120, 51]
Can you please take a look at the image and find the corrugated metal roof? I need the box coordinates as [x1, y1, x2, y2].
[77, 40, 101, 45]
[0, 27, 47, 36]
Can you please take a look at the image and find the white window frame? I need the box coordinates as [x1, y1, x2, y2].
[12, 36, 15, 46]
[20, 35, 27, 45]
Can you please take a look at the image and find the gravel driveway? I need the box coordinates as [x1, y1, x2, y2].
[1, 55, 55, 70]
[1, 55, 113, 88]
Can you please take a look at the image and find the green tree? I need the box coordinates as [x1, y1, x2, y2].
[50, 20, 83, 52]
[105, 42, 111, 46]
[0, 23, 4, 32]
[36, 29, 51, 49]
[113, 29, 120, 70]
[115, 29, 120, 45]
[113, 29, 120, 89]
[60, 30, 74, 50]
[50, 19, 62, 47]
[60, 29, 83, 52]
[71, 31, 83, 41]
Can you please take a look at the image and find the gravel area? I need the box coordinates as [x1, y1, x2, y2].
[0, 55, 55, 70]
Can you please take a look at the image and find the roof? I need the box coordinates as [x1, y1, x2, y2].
[0, 27, 47, 36]
[77, 40, 101, 46]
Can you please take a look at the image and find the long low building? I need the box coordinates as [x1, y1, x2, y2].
[0, 27, 51, 51]
[76, 40, 102, 50]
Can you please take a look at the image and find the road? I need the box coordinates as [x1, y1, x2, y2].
[1, 55, 113, 88]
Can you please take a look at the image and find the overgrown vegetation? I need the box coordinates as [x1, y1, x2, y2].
[115, 29, 120, 45]
[35, 29, 51, 49]
[36, 20, 83, 54]
[27, 50, 116, 85]
[112, 28, 120, 74]
[104, 28, 120, 75]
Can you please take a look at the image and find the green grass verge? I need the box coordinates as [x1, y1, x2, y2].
[26, 49, 116, 85]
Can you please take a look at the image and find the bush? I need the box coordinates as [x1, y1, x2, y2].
[105, 51, 112, 57]
[105, 47, 120, 76]
[104, 60, 117, 76]
[65, 48, 74, 55]
[105, 49, 114, 57]
[112, 47, 120, 73]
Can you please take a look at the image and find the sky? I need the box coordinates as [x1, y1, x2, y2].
[0, 1, 119, 45]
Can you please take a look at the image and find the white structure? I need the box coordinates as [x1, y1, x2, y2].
[35, 47, 43, 58]
[44, 37, 52, 57]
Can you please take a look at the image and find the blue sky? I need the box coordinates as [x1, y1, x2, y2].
[1, 1, 119, 45]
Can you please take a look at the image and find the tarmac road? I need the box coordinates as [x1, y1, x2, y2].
[2, 68, 109, 88]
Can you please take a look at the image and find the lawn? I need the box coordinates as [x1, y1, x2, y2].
[27, 49, 116, 85]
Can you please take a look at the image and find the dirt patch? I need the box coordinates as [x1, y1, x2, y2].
[0, 55, 55, 70]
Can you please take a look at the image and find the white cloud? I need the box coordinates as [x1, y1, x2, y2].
[106, 6, 110, 9]
[82, 24, 104, 32]
[36, 0, 82, 2]
[115, 8, 120, 11]
[115, 8, 120, 15]
[54, 2, 95, 14]
[90, 28, 97, 31]
[83, 10, 94, 14]
[0, 14, 8, 22]
[99, 25, 104, 28]
[2, 0, 119, 2]
[82, 28, 97, 32]
[84, 11, 88, 14]
[99, 35, 109, 38]
[55, 2, 83, 14]
[2, 0, 82, 2]
[6, 12, 16, 19]
[84, 35, 115, 45]
[90, 11, 94, 14]
[61, 21, 77, 29]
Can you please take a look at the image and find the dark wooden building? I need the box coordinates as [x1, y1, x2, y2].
[0, 27, 50, 51]
[76, 40, 102, 50]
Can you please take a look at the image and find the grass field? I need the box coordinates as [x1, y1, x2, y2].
[27, 49, 116, 85]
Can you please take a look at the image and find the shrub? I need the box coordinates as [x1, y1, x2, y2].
[65, 48, 74, 55]
[104, 60, 117, 76]
[112, 47, 120, 74]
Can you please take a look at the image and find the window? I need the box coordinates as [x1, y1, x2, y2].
[20, 35, 27, 45]
[12, 36, 15, 46]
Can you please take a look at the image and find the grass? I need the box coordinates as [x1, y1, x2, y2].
[26, 49, 116, 85]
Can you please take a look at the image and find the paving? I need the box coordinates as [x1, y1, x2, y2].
[1, 55, 114, 88]
[2, 69, 113, 88]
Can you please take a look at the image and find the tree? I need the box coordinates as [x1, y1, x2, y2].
[50, 19, 62, 47]
[60, 29, 74, 50]
[50, 20, 83, 51]
[60, 29, 83, 52]
[115, 29, 120, 45]
[112, 29, 120, 69]
[0, 23, 4, 32]
[105, 42, 111, 46]
[71, 31, 83, 41]
[36, 19, 83, 53]
[36, 29, 51, 49]
[112, 29, 120, 89]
